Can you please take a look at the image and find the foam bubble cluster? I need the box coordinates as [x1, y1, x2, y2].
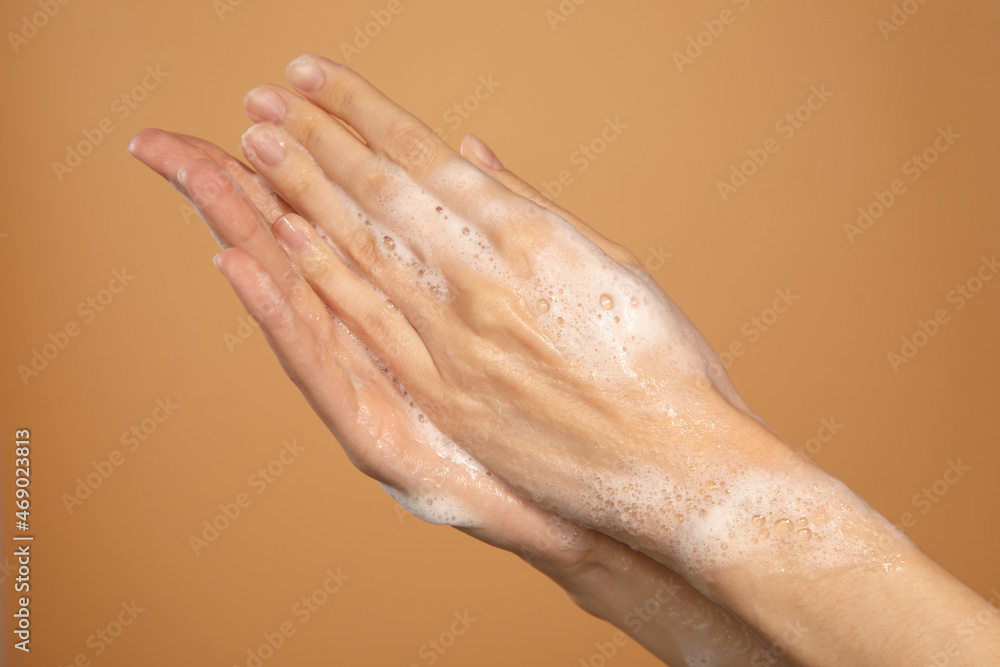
[373, 385, 492, 528]
[353, 157, 712, 387]
[323, 156, 890, 582]
[572, 452, 899, 580]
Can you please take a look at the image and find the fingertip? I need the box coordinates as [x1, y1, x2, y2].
[127, 127, 164, 159]
[460, 133, 503, 170]
[244, 85, 286, 123]
[286, 54, 325, 92]
[212, 247, 247, 280]
[288, 53, 336, 69]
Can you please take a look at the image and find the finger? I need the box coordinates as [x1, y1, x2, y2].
[173, 157, 341, 346]
[282, 54, 454, 174]
[271, 211, 441, 394]
[130, 128, 287, 223]
[168, 131, 292, 223]
[243, 83, 481, 246]
[239, 122, 426, 300]
[128, 127, 210, 188]
[213, 248, 358, 426]
[131, 130, 334, 337]
[241, 85, 574, 278]
[459, 133, 641, 267]
[243, 84, 373, 195]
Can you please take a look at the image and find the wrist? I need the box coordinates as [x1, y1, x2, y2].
[623, 399, 1000, 665]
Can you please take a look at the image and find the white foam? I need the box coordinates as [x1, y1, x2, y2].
[378, 480, 482, 527]
[350, 157, 712, 387]
[358, 372, 492, 529]
[318, 155, 890, 581]
[566, 450, 903, 581]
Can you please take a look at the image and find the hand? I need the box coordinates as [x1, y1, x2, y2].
[129, 128, 789, 667]
[218, 56, 997, 666]
[228, 55, 793, 576]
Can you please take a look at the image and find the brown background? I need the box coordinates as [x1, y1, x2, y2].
[2, 1, 998, 665]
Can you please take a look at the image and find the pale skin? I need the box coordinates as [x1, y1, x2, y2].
[129, 55, 1000, 666]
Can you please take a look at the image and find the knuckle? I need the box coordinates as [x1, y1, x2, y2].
[465, 284, 513, 330]
[324, 68, 359, 111]
[362, 304, 394, 346]
[298, 247, 334, 281]
[189, 167, 234, 207]
[282, 167, 319, 202]
[275, 267, 301, 290]
[384, 122, 437, 171]
[295, 110, 327, 152]
[356, 166, 390, 203]
[255, 298, 284, 325]
[344, 225, 378, 267]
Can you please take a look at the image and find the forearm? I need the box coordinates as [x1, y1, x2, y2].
[627, 403, 1000, 666]
[457, 498, 789, 666]
[717, 536, 1000, 666]
[540, 537, 794, 666]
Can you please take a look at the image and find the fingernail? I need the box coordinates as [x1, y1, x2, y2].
[275, 215, 309, 251]
[243, 126, 285, 166]
[286, 56, 324, 92]
[212, 252, 223, 269]
[176, 162, 191, 187]
[463, 133, 503, 170]
[244, 86, 286, 123]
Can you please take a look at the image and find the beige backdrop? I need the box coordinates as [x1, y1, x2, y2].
[2, 1, 998, 665]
